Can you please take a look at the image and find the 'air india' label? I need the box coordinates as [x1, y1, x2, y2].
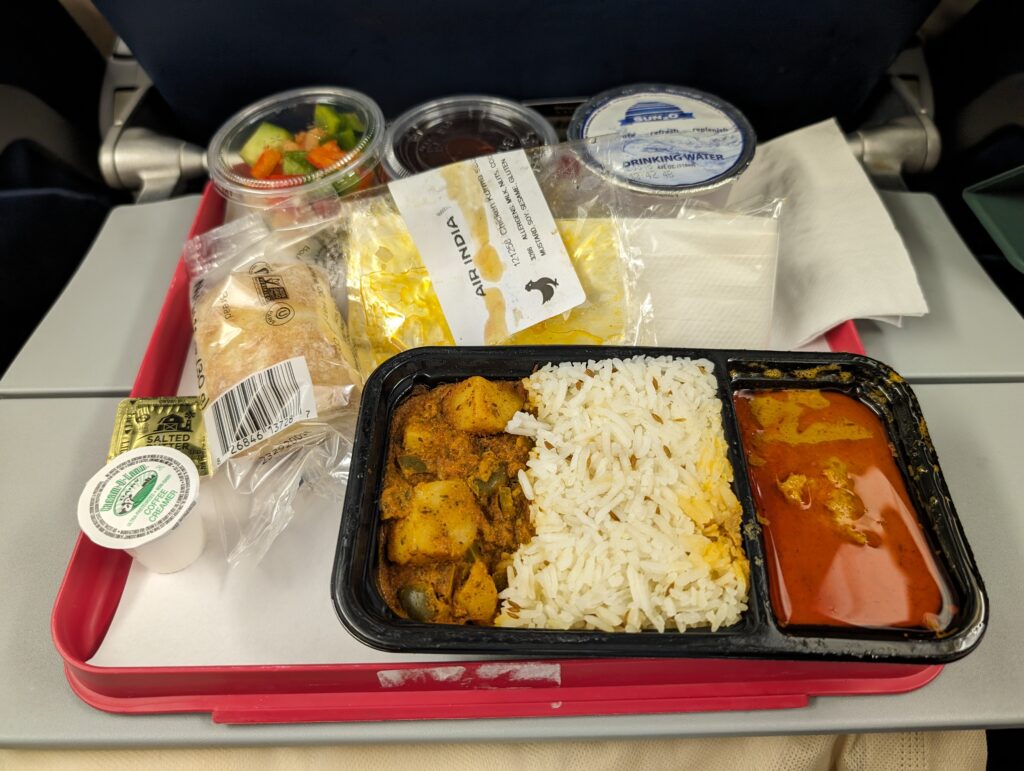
[388, 149, 585, 345]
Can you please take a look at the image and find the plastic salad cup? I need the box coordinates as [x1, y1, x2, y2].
[208, 86, 385, 218]
[381, 95, 559, 180]
[568, 84, 756, 206]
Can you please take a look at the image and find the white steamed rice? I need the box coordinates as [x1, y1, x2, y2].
[498, 355, 749, 633]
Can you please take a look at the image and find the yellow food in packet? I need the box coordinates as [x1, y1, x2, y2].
[342, 196, 632, 376]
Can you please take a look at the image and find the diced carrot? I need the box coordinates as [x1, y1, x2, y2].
[250, 147, 282, 178]
[306, 139, 346, 169]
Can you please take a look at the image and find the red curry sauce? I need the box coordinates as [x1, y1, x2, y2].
[733, 389, 954, 631]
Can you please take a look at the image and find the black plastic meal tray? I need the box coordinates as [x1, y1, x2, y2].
[331, 346, 988, 662]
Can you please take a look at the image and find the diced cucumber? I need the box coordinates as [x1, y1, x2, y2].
[313, 103, 346, 136]
[336, 127, 358, 151]
[282, 150, 316, 176]
[239, 121, 293, 167]
[343, 112, 366, 132]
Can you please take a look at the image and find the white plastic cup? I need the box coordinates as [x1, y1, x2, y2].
[78, 447, 206, 573]
[568, 83, 756, 206]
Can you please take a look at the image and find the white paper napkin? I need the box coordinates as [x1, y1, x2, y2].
[729, 118, 928, 348]
[630, 212, 780, 349]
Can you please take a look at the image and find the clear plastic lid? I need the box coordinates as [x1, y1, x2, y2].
[208, 86, 385, 206]
[568, 84, 756, 195]
[382, 95, 559, 179]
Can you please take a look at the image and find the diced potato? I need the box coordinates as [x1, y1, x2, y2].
[387, 480, 480, 565]
[454, 560, 498, 622]
[442, 377, 525, 434]
[403, 420, 434, 455]
[412, 479, 477, 515]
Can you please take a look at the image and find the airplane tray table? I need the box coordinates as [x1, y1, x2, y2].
[49, 186, 951, 725]
[0, 196, 202, 398]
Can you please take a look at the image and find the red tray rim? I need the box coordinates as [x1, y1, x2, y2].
[51, 183, 938, 725]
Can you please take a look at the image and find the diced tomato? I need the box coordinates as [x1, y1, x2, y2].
[306, 139, 346, 169]
[250, 147, 282, 179]
[355, 167, 377, 191]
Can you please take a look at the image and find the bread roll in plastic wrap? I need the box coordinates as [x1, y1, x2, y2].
[191, 261, 360, 417]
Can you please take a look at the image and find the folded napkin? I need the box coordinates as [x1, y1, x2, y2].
[730, 118, 928, 348]
[628, 210, 780, 349]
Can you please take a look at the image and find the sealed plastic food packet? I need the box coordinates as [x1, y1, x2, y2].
[203, 420, 354, 567]
[185, 224, 362, 434]
[243, 138, 657, 377]
[184, 217, 361, 565]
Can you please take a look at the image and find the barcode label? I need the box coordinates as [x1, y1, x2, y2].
[204, 356, 317, 467]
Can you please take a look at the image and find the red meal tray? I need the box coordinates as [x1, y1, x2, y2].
[51, 183, 940, 725]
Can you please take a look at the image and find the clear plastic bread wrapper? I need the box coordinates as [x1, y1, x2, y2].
[184, 215, 361, 565]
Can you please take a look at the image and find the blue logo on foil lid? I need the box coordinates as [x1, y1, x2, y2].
[619, 101, 694, 126]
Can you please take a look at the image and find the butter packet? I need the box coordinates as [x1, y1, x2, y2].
[108, 397, 212, 477]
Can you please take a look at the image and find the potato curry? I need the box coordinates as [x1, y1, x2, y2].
[378, 376, 533, 625]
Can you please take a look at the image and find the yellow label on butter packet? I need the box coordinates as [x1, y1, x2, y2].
[108, 397, 212, 477]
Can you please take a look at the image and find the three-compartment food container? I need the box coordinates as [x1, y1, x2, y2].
[333, 346, 987, 663]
